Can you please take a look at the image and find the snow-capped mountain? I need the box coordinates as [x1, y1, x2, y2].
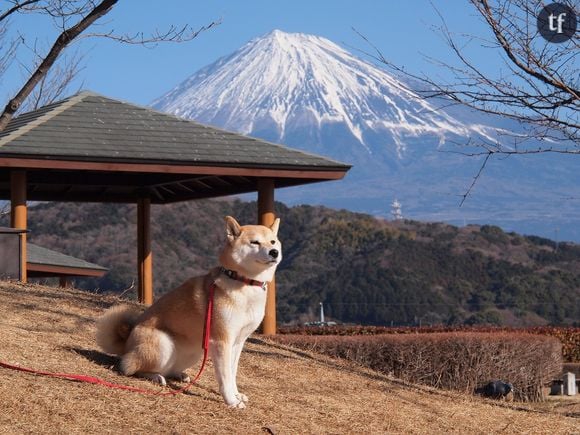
[154, 30, 496, 160]
[153, 30, 580, 242]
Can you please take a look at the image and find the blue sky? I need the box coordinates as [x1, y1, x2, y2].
[6, 0, 497, 106]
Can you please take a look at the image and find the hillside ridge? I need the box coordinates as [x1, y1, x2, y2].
[7, 199, 580, 327]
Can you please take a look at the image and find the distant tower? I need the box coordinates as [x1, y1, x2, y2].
[391, 199, 403, 221]
[319, 302, 325, 323]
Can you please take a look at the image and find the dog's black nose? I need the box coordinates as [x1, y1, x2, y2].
[269, 249, 279, 259]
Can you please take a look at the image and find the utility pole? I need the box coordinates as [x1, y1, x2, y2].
[391, 199, 403, 221]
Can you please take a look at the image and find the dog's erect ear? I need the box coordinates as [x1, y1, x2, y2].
[270, 218, 280, 237]
[225, 216, 242, 242]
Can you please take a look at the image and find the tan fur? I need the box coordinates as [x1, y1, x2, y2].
[96, 216, 282, 408]
[95, 305, 141, 355]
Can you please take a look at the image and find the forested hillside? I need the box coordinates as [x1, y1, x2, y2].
[9, 199, 580, 326]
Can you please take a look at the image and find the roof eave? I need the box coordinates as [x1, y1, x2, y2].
[27, 262, 108, 277]
[0, 155, 351, 180]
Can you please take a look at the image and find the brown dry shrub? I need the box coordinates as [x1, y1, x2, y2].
[278, 325, 580, 362]
[273, 332, 562, 402]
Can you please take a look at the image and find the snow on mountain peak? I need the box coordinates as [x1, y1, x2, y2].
[152, 30, 490, 157]
[149, 30, 580, 243]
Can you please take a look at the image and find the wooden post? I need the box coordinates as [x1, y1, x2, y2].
[258, 178, 276, 335]
[137, 198, 153, 305]
[10, 170, 27, 283]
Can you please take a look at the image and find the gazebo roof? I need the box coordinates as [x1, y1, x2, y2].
[27, 243, 107, 278]
[0, 91, 350, 203]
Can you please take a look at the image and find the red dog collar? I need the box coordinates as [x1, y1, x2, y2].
[219, 267, 268, 290]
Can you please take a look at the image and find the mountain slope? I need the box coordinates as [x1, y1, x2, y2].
[12, 200, 580, 327]
[153, 30, 495, 159]
[152, 30, 580, 242]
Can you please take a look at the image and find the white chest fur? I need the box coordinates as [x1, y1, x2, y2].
[215, 278, 268, 340]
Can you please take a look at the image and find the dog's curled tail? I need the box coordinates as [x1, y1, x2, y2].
[96, 305, 140, 355]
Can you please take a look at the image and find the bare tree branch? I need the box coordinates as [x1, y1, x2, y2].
[475, 0, 579, 97]
[356, 0, 579, 147]
[81, 20, 221, 47]
[0, 0, 119, 130]
[20, 50, 85, 112]
[0, 22, 20, 77]
[0, 1, 219, 132]
[460, 152, 492, 207]
[0, 0, 42, 23]
[354, 0, 579, 207]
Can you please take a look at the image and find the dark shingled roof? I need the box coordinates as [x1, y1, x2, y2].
[0, 91, 350, 204]
[0, 91, 349, 170]
[27, 243, 107, 274]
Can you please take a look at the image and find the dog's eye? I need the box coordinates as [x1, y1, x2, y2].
[270, 240, 276, 245]
[250, 240, 261, 246]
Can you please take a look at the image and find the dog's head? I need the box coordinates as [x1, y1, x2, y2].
[219, 216, 282, 282]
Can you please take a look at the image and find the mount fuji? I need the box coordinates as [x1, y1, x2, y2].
[153, 30, 580, 242]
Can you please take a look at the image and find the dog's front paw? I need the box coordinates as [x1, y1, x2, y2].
[167, 372, 190, 383]
[224, 394, 247, 409]
[178, 372, 191, 383]
[151, 374, 167, 386]
[228, 399, 247, 409]
[236, 392, 249, 403]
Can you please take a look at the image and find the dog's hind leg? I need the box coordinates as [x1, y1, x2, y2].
[167, 343, 203, 383]
[120, 352, 169, 386]
[211, 341, 245, 408]
[120, 327, 176, 386]
[136, 372, 167, 386]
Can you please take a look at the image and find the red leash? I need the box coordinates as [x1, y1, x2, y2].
[0, 283, 216, 396]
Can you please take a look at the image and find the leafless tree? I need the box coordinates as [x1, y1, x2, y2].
[18, 50, 85, 112]
[358, 0, 579, 154]
[0, 0, 219, 130]
[356, 0, 578, 204]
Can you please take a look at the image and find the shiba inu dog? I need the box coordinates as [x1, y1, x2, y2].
[96, 216, 281, 408]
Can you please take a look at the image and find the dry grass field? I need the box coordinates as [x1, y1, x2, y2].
[0, 281, 578, 434]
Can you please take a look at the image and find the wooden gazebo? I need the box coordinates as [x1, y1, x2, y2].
[0, 91, 350, 334]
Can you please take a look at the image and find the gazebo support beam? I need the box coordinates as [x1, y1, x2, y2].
[137, 197, 153, 305]
[257, 178, 276, 335]
[10, 170, 27, 282]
